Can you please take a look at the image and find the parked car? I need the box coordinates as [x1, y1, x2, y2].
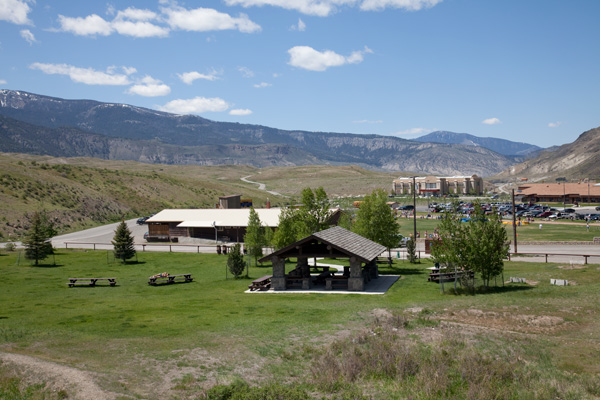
[563, 208, 576, 214]
[596, 206, 600, 211]
[396, 235, 409, 247]
[137, 216, 149, 225]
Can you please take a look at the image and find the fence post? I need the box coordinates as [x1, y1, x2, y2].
[545, 254, 548, 263]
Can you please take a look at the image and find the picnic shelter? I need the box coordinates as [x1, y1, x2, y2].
[259, 226, 386, 291]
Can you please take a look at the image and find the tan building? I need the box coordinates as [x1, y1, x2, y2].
[392, 175, 483, 196]
[517, 182, 600, 204]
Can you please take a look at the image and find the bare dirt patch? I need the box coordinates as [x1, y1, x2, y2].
[443, 308, 567, 334]
[0, 351, 117, 400]
[558, 264, 587, 270]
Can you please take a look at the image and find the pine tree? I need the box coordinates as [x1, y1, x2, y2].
[112, 220, 136, 263]
[227, 243, 246, 278]
[24, 211, 54, 266]
[244, 207, 265, 266]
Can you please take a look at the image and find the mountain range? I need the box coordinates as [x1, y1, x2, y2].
[0, 90, 543, 176]
[414, 131, 542, 157]
[493, 126, 600, 181]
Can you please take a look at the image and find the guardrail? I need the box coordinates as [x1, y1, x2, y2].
[508, 252, 600, 264]
[63, 242, 218, 253]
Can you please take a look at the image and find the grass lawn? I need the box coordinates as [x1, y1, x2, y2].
[1, 249, 600, 398]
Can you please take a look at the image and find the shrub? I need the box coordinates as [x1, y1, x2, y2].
[227, 243, 246, 278]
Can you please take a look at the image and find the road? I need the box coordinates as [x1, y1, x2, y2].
[47, 219, 600, 264]
[240, 175, 285, 196]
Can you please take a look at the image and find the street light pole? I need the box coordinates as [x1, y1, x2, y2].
[413, 176, 417, 240]
[512, 189, 517, 254]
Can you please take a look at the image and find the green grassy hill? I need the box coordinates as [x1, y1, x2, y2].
[0, 153, 398, 240]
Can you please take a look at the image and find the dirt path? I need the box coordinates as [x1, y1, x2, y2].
[240, 175, 285, 196]
[0, 351, 116, 400]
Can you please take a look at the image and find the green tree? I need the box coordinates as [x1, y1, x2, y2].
[431, 201, 509, 289]
[244, 208, 265, 266]
[227, 243, 246, 278]
[406, 236, 417, 263]
[272, 207, 300, 250]
[296, 187, 332, 237]
[24, 211, 54, 265]
[112, 220, 136, 263]
[353, 189, 400, 253]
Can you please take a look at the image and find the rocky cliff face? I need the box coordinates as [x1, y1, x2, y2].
[0, 89, 516, 176]
[496, 127, 600, 179]
[414, 131, 542, 157]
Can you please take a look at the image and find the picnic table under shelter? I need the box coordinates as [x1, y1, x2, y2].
[259, 226, 387, 291]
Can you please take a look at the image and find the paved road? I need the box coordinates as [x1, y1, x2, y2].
[46, 219, 600, 263]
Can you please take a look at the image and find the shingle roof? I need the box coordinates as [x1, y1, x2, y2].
[313, 226, 387, 262]
[262, 226, 386, 263]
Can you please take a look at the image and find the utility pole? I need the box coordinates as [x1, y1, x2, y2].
[512, 189, 517, 254]
[413, 176, 417, 240]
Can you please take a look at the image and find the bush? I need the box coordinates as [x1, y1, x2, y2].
[227, 243, 246, 278]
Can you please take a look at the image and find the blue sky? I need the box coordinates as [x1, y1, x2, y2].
[1, 0, 599, 147]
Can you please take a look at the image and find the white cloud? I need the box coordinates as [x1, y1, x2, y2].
[224, 0, 339, 17]
[482, 117, 501, 125]
[287, 45, 371, 71]
[29, 63, 132, 85]
[163, 6, 261, 33]
[229, 108, 252, 116]
[20, 29, 36, 44]
[0, 79, 7, 84]
[253, 82, 271, 88]
[290, 18, 306, 31]
[0, 0, 32, 25]
[238, 66, 254, 78]
[353, 119, 383, 124]
[548, 121, 563, 128]
[112, 20, 169, 38]
[58, 8, 169, 38]
[224, 0, 443, 16]
[112, 7, 169, 37]
[127, 76, 171, 97]
[158, 97, 230, 114]
[178, 70, 220, 84]
[57, 14, 114, 36]
[360, 0, 442, 12]
[393, 127, 429, 136]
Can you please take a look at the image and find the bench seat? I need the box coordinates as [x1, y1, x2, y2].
[68, 278, 117, 287]
[148, 274, 193, 286]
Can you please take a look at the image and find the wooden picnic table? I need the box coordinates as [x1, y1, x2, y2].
[148, 274, 193, 285]
[428, 270, 474, 283]
[248, 275, 272, 291]
[325, 276, 349, 290]
[67, 277, 117, 287]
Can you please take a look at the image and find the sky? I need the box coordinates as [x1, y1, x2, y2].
[1, 0, 599, 147]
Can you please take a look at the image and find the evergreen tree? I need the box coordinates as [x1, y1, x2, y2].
[406, 236, 418, 264]
[227, 243, 246, 278]
[112, 220, 136, 263]
[24, 211, 54, 266]
[244, 208, 265, 266]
